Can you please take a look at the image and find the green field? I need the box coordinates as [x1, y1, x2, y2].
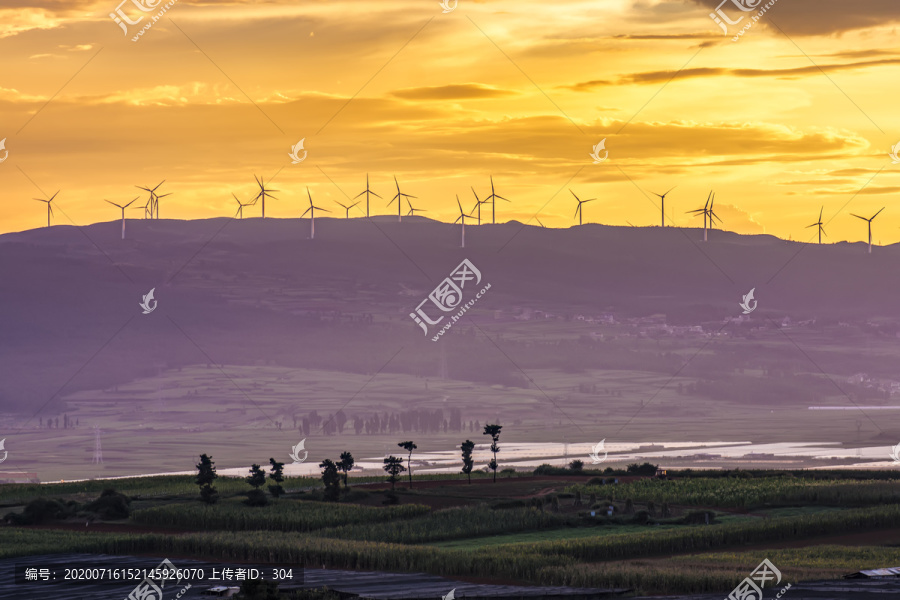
[5, 468, 900, 595]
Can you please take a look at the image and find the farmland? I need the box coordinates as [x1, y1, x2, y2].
[4, 468, 900, 596]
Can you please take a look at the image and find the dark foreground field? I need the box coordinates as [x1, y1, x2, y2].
[3, 468, 900, 598]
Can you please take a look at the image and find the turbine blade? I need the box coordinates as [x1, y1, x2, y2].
[873, 207, 886, 219]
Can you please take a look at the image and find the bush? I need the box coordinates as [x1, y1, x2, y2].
[569, 460, 584, 472]
[4, 498, 77, 525]
[587, 477, 603, 486]
[632, 510, 651, 525]
[84, 489, 131, 520]
[244, 489, 270, 507]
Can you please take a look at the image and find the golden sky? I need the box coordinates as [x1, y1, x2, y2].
[1, 0, 899, 243]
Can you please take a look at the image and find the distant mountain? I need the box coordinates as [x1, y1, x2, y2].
[0, 216, 894, 413]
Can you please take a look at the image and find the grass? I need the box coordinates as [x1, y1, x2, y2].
[7, 471, 900, 596]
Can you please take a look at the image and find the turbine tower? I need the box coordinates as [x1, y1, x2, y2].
[851, 207, 885, 254]
[33, 190, 59, 228]
[136, 180, 166, 219]
[406, 199, 426, 216]
[687, 191, 719, 242]
[353, 174, 381, 218]
[254, 175, 278, 218]
[570, 190, 595, 226]
[105, 197, 139, 239]
[453, 195, 471, 248]
[651, 186, 676, 228]
[806, 206, 826, 244]
[388, 176, 416, 223]
[484, 176, 510, 224]
[302, 187, 330, 239]
[233, 193, 253, 219]
[471, 187, 488, 225]
[335, 199, 360, 219]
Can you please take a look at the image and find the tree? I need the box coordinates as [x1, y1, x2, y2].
[383, 456, 406, 492]
[337, 451, 355, 489]
[268, 458, 285, 498]
[319, 459, 341, 501]
[460, 440, 475, 484]
[245, 463, 268, 506]
[569, 459, 584, 472]
[398, 441, 417, 488]
[482, 424, 502, 483]
[195, 454, 218, 504]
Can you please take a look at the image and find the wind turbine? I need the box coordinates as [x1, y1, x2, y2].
[806, 206, 826, 244]
[471, 187, 488, 225]
[406, 198, 426, 217]
[136, 181, 165, 219]
[33, 190, 59, 228]
[651, 186, 676, 228]
[535, 217, 546, 228]
[687, 192, 717, 242]
[335, 200, 360, 219]
[851, 207, 885, 254]
[388, 176, 416, 222]
[484, 176, 510, 224]
[233, 193, 253, 219]
[105, 197, 139, 239]
[353, 174, 381, 218]
[570, 190, 595, 226]
[453, 195, 471, 248]
[254, 175, 278, 218]
[302, 187, 330, 239]
[136, 197, 152, 219]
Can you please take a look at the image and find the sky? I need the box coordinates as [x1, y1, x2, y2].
[1, 0, 899, 243]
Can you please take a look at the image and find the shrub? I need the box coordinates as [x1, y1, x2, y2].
[84, 489, 131, 520]
[245, 489, 269, 507]
[4, 498, 77, 525]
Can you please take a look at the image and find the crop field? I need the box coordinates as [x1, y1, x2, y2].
[5, 468, 900, 595]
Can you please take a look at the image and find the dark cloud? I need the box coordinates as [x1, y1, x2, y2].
[392, 84, 518, 101]
[688, 0, 900, 36]
[566, 58, 900, 89]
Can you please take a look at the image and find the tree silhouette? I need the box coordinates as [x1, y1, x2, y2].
[383, 456, 406, 492]
[337, 451, 355, 489]
[268, 458, 285, 498]
[245, 463, 268, 506]
[482, 424, 502, 483]
[398, 441, 417, 488]
[460, 440, 475, 484]
[319, 459, 341, 501]
[195, 454, 218, 504]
